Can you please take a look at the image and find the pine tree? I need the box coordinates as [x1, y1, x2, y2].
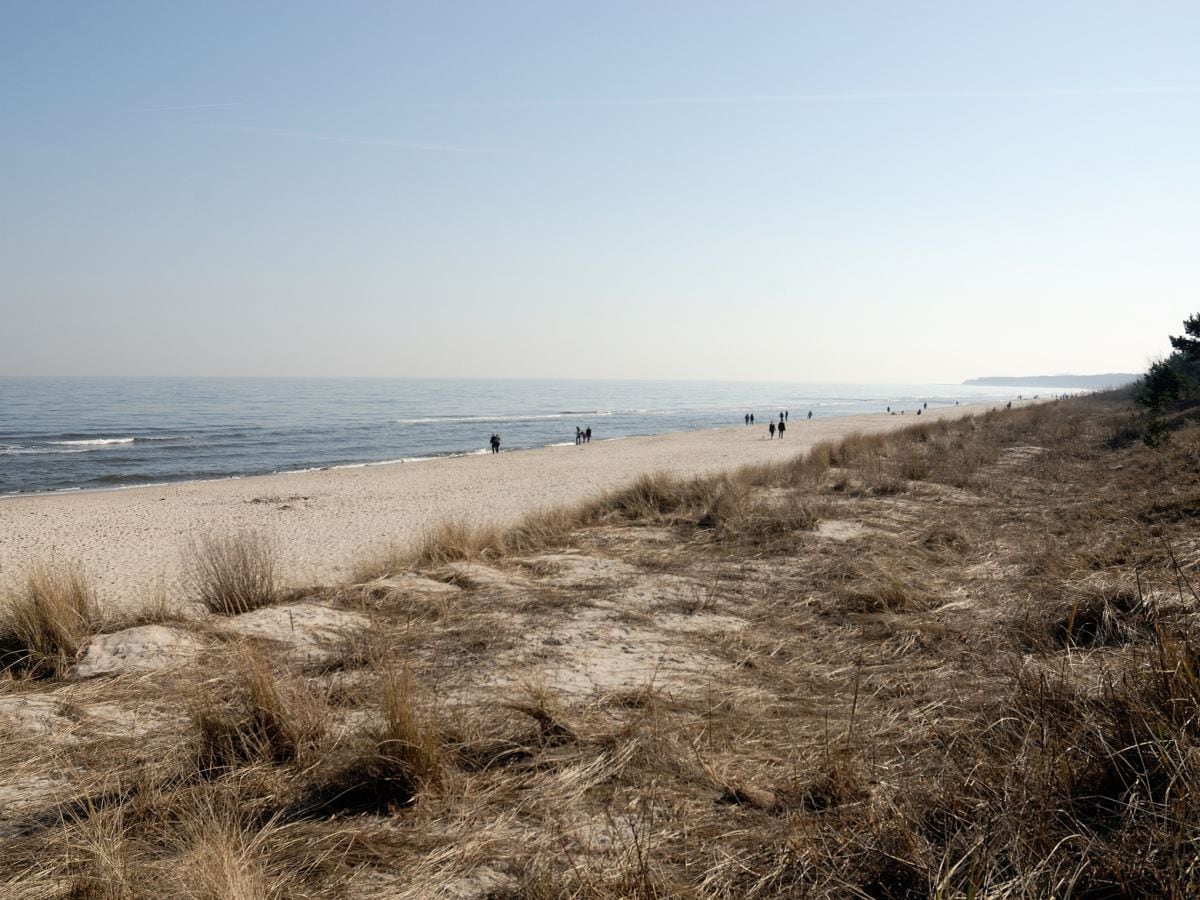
[1168, 313, 1200, 359]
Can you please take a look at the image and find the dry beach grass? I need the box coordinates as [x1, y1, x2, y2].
[2, 394, 1200, 897]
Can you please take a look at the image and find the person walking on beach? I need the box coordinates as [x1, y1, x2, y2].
[807, 410, 812, 420]
[489, 432, 501, 454]
[785, 410, 789, 421]
[575, 426, 582, 445]
[778, 419, 786, 439]
[768, 421, 776, 439]
[744, 413, 749, 425]
[750, 413, 755, 424]
[585, 426, 592, 443]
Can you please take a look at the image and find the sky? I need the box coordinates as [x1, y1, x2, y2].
[2, 1, 1198, 382]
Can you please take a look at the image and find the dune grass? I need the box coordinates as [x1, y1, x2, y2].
[183, 531, 278, 616]
[0, 562, 99, 677]
[7, 394, 1200, 896]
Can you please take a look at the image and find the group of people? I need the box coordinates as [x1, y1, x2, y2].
[489, 425, 594, 454]
[744, 409, 813, 439]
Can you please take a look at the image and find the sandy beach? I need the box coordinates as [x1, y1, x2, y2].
[0, 402, 1026, 609]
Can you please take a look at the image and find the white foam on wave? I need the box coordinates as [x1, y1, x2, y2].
[2, 446, 91, 455]
[53, 437, 136, 446]
[394, 409, 633, 426]
[396, 413, 572, 425]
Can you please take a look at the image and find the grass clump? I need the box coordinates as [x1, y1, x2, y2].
[184, 531, 278, 615]
[296, 661, 442, 816]
[191, 649, 326, 774]
[0, 562, 99, 677]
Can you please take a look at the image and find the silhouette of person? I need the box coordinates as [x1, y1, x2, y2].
[490, 432, 500, 454]
[778, 420, 786, 439]
[807, 410, 812, 420]
[768, 422, 776, 439]
[744, 413, 749, 425]
[750, 413, 755, 424]
[585, 426, 592, 443]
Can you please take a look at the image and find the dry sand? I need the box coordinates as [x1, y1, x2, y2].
[0, 402, 1025, 609]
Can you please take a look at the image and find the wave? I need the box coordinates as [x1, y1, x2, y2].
[1, 446, 92, 456]
[394, 410, 636, 426]
[55, 435, 191, 445]
[53, 437, 136, 446]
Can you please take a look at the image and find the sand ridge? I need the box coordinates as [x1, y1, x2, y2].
[0, 402, 1025, 608]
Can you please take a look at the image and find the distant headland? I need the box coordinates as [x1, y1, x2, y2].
[963, 373, 1140, 389]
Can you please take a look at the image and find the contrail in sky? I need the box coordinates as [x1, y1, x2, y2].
[394, 85, 1200, 109]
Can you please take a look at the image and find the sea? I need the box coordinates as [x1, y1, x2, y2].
[0, 377, 1053, 496]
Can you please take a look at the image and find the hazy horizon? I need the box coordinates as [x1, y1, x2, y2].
[3, 2, 1197, 381]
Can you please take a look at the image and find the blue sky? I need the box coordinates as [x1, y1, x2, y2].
[2, 2, 1198, 380]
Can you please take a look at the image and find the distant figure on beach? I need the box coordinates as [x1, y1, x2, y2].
[575, 426, 582, 445]
[807, 410, 812, 419]
[768, 422, 776, 439]
[1006, 401, 1012, 409]
[886, 406, 891, 413]
[779, 412, 785, 424]
[785, 410, 789, 421]
[778, 420, 786, 438]
[585, 426, 592, 443]
[489, 433, 500, 454]
[923, 402, 927, 410]
[750, 413, 755, 424]
[744, 413, 749, 425]
[917, 408, 922, 415]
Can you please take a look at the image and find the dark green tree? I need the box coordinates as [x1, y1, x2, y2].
[1169, 313, 1200, 359]
[1138, 358, 1182, 411]
[1135, 312, 1200, 417]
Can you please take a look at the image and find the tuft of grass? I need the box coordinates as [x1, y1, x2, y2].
[191, 649, 326, 774]
[355, 505, 591, 579]
[0, 562, 99, 677]
[295, 660, 442, 816]
[1030, 584, 1152, 649]
[183, 531, 278, 616]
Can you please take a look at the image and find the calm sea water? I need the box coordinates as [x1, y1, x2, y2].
[0, 377, 1045, 495]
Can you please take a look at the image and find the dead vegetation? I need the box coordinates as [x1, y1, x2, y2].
[0, 562, 99, 678]
[4, 395, 1200, 898]
[183, 531, 279, 615]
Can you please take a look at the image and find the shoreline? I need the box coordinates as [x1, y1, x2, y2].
[0, 401, 1041, 608]
[0, 405, 1010, 502]
[0, 433, 649, 502]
